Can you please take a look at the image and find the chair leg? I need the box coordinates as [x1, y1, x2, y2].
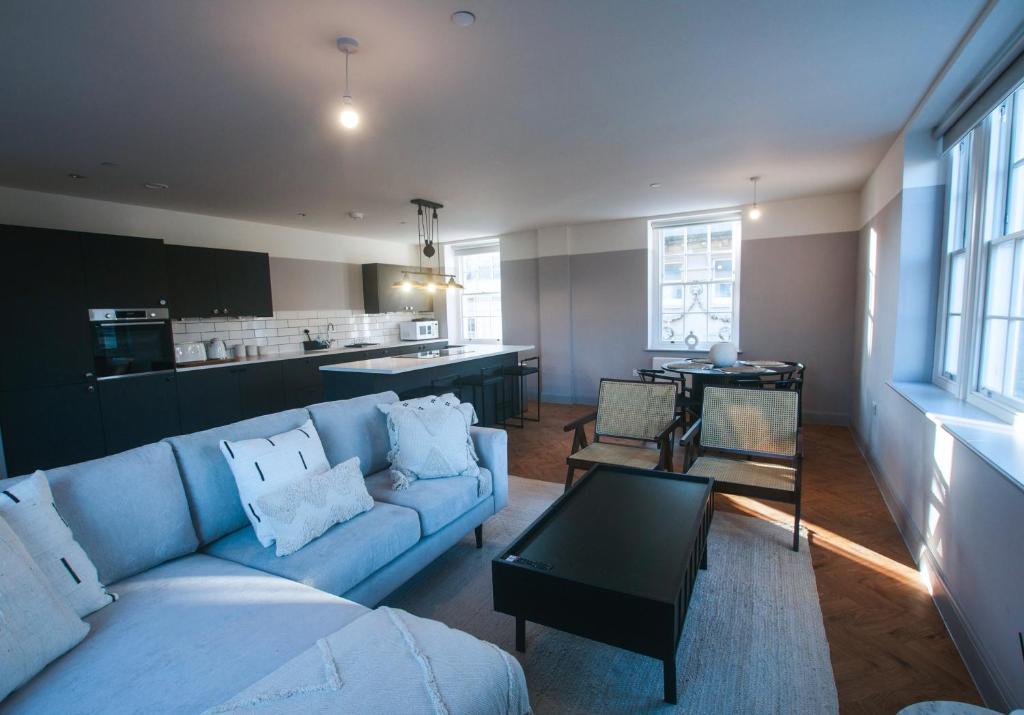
[564, 466, 575, 493]
[792, 500, 802, 552]
[474, 524, 483, 549]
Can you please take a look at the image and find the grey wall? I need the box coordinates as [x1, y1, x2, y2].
[269, 257, 364, 312]
[853, 186, 1024, 709]
[741, 232, 858, 423]
[512, 235, 860, 420]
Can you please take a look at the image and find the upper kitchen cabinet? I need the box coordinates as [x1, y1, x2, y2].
[362, 263, 433, 314]
[0, 224, 94, 390]
[82, 233, 169, 308]
[166, 245, 273, 319]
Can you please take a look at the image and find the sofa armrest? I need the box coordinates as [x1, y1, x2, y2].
[471, 426, 509, 513]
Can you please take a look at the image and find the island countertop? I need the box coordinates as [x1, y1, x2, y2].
[319, 344, 535, 375]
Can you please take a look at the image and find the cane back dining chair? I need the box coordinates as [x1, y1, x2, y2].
[563, 379, 681, 492]
[680, 385, 803, 551]
[731, 361, 806, 425]
[637, 368, 701, 426]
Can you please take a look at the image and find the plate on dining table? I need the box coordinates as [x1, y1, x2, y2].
[744, 360, 789, 368]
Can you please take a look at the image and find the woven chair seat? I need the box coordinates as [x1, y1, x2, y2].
[687, 456, 796, 492]
[569, 442, 663, 470]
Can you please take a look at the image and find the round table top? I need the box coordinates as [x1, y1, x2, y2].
[661, 358, 796, 377]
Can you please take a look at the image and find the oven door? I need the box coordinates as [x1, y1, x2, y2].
[90, 320, 175, 378]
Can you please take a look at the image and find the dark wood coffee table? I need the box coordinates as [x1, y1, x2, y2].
[492, 464, 714, 704]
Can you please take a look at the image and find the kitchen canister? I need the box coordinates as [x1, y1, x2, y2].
[246, 345, 258, 357]
[232, 344, 246, 358]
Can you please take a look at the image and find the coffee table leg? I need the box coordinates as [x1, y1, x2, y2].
[515, 616, 526, 653]
[700, 541, 708, 570]
[663, 655, 677, 704]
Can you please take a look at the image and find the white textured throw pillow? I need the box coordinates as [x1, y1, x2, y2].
[385, 405, 480, 490]
[255, 457, 374, 557]
[0, 513, 90, 701]
[220, 419, 330, 547]
[0, 471, 115, 616]
[378, 392, 478, 425]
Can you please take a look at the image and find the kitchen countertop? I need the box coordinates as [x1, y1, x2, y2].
[319, 344, 535, 375]
[174, 338, 447, 372]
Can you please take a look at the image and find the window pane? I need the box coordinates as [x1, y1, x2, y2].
[708, 282, 732, 311]
[979, 318, 1008, 392]
[943, 315, 960, 378]
[683, 313, 708, 345]
[709, 225, 732, 252]
[662, 262, 683, 283]
[985, 240, 1014, 316]
[712, 255, 732, 281]
[1009, 321, 1024, 399]
[1007, 165, 1024, 235]
[686, 231, 708, 254]
[1013, 87, 1024, 163]
[947, 141, 970, 252]
[949, 253, 965, 314]
[1012, 240, 1024, 318]
[709, 312, 732, 342]
[664, 234, 684, 256]
[456, 247, 502, 341]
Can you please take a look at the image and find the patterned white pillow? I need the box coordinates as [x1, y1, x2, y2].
[0, 471, 116, 616]
[378, 392, 478, 425]
[255, 457, 374, 557]
[385, 405, 480, 490]
[220, 419, 330, 547]
[0, 513, 90, 702]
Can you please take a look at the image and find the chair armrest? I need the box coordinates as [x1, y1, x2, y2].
[679, 418, 702, 447]
[562, 412, 597, 432]
[470, 427, 509, 512]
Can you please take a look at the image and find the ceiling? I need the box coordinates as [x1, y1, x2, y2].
[0, 0, 983, 243]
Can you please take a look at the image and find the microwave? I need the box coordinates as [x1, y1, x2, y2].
[400, 320, 439, 341]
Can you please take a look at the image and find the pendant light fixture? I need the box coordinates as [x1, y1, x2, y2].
[748, 176, 762, 220]
[391, 199, 465, 292]
[336, 37, 360, 129]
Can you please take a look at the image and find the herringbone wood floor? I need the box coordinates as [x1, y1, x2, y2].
[505, 401, 982, 714]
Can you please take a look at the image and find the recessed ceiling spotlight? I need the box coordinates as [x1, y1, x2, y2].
[348, 211, 365, 220]
[100, 161, 119, 168]
[649, 182, 662, 189]
[67, 173, 86, 180]
[144, 182, 169, 190]
[451, 10, 476, 26]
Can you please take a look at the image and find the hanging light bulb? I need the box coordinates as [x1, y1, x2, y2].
[748, 176, 762, 220]
[337, 37, 360, 130]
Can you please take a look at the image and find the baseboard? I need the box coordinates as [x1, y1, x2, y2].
[849, 427, 1014, 711]
[804, 410, 849, 426]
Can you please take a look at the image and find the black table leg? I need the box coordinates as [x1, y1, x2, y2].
[515, 616, 526, 652]
[700, 541, 708, 570]
[663, 655, 677, 704]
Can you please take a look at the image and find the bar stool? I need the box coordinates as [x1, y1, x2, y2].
[432, 370, 506, 427]
[500, 356, 541, 428]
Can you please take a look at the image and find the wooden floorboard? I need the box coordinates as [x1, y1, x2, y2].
[505, 401, 983, 713]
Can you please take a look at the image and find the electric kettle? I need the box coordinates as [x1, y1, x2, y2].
[206, 338, 227, 360]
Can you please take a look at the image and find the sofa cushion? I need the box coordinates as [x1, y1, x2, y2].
[308, 391, 398, 475]
[0, 471, 114, 616]
[29, 442, 199, 585]
[220, 418, 331, 547]
[0, 514, 90, 703]
[164, 408, 311, 545]
[0, 554, 369, 715]
[204, 501, 421, 595]
[364, 468, 491, 536]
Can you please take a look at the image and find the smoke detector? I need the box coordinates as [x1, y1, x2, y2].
[348, 211, 365, 220]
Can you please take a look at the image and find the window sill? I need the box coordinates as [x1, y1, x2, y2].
[888, 381, 1024, 492]
[645, 347, 743, 354]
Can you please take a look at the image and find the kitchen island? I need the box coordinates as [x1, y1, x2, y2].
[320, 344, 534, 425]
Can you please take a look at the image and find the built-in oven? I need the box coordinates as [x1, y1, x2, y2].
[88, 308, 175, 379]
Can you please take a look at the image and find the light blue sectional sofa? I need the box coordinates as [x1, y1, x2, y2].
[0, 391, 510, 714]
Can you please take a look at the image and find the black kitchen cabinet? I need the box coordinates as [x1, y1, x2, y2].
[282, 356, 324, 409]
[0, 225, 95, 390]
[82, 233, 169, 308]
[176, 361, 286, 433]
[166, 245, 273, 319]
[97, 372, 181, 454]
[362, 263, 434, 314]
[237, 362, 285, 419]
[176, 368, 242, 433]
[0, 384, 105, 476]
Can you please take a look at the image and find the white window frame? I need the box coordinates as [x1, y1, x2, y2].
[647, 211, 742, 352]
[934, 90, 1024, 422]
[450, 239, 502, 345]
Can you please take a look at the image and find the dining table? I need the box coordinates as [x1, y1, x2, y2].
[661, 358, 798, 406]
